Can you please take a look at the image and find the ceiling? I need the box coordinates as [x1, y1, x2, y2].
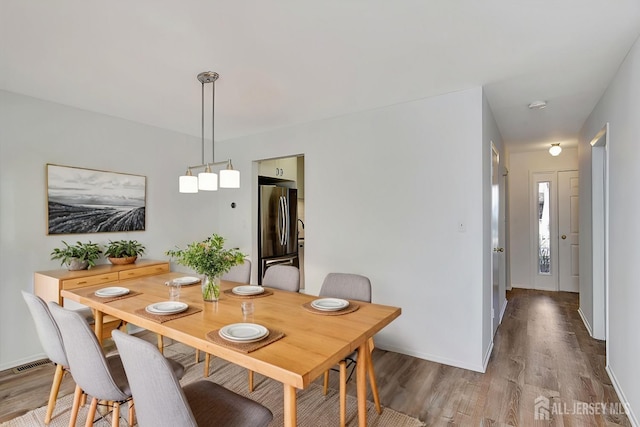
[2, 1, 639, 152]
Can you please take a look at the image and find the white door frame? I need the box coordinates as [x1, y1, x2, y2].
[590, 123, 609, 342]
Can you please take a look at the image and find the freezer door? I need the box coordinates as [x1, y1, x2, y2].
[260, 186, 286, 258]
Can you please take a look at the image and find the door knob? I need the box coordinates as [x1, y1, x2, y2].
[561, 235, 567, 240]
[493, 247, 504, 252]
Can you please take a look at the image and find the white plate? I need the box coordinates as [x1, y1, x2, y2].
[95, 287, 130, 297]
[219, 323, 269, 342]
[145, 301, 189, 315]
[311, 298, 350, 311]
[232, 285, 265, 296]
[171, 276, 201, 286]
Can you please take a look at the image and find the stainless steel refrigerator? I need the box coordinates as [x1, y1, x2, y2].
[258, 185, 298, 284]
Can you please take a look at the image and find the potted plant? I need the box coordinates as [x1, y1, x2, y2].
[105, 239, 146, 265]
[50, 241, 102, 271]
[166, 234, 245, 301]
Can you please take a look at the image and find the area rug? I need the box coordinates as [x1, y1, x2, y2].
[2, 341, 425, 427]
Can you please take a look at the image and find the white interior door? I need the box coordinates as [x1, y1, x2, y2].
[558, 171, 579, 292]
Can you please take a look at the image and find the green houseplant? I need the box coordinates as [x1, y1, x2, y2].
[166, 234, 245, 301]
[50, 241, 102, 270]
[105, 239, 146, 265]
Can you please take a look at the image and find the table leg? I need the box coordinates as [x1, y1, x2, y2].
[283, 384, 297, 427]
[357, 340, 369, 427]
[93, 310, 104, 344]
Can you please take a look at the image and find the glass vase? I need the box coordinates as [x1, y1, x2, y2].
[202, 275, 221, 302]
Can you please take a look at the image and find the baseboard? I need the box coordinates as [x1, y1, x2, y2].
[577, 307, 594, 337]
[0, 352, 47, 372]
[606, 364, 639, 426]
[375, 341, 486, 373]
[499, 298, 508, 323]
[482, 341, 494, 373]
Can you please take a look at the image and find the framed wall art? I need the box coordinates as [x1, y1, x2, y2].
[46, 164, 146, 235]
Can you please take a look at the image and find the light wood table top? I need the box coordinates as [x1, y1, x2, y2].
[61, 272, 401, 426]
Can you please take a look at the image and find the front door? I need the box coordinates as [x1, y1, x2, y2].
[558, 171, 579, 292]
[491, 144, 502, 334]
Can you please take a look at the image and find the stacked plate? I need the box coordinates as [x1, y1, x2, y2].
[310, 298, 350, 312]
[145, 301, 189, 315]
[219, 323, 269, 343]
[171, 276, 200, 286]
[232, 285, 265, 296]
[95, 287, 130, 298]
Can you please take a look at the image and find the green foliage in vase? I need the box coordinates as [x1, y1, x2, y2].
[50, 241, 102, 268]
[105, 239, 146, 258]
[165, 234, 246, 279]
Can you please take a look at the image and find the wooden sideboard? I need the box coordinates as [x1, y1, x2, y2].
[34, 259, 170, 340]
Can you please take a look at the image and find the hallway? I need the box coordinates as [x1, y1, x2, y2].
[368, 289, 630, 425]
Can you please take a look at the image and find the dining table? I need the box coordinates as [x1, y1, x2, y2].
[61, 271, 401, 427]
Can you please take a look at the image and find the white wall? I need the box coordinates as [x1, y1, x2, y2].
[578, 35, 640, 425]
[217, 87, 492, 372]
[0, 91, 218, 370]
[508, 149, 578, 289]
[1, 86, 498, 373]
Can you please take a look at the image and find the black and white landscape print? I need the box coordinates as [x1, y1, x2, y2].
[47, 164, 146, 234]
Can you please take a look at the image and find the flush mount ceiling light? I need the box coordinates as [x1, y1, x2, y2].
[178, 71, 240, 193]
[549, 143, 562, 156]
[528, 100, 547, 110]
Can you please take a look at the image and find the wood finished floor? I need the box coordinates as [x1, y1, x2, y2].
[0, 289, 631, 426]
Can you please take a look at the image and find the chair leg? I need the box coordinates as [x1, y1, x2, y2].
[68, 385, 83, 427]
[45, 364, 64, 424]
[204, 353, 211, 377]
[195, 349, 200, 363]
[80, 392, 87, 407]
[339, 360, 347, 427]
[248, 370, 254, 392]
[323, 370, 329, 395]
[84, 397, 98, 427]
[157, 334, 164, 354]
[128, 400, 135, 427]
[111, 402, 120, 427]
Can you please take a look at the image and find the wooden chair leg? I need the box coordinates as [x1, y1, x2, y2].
[204, 353, 211, 377]
[339, 360, 347, 427]
[157, 334, 164, 354]
[111, 402, 120, 427]
[323, 370, 330, 395]
[80, 392, 87, 407]
[84, 397, 98, 427]
[195, 349, 200, 363]
[248, 370, 255, 392]
[68, 384, 83, 427]
[128, 399, 135, 427]
[45, 364, 64, 424]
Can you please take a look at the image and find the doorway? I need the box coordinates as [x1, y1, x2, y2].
[529, 170, 579, 291]
[491, 144, 502, 335]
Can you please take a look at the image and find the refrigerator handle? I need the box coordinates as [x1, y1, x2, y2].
[283, 195, 290, 245]
[279, 196, 286, 246]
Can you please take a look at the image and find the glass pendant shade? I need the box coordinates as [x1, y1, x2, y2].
[220, 168, 240, 188]
[179, 174, 198, 193]
[549, 144, 562, 156]
[198, 170, 218, 191]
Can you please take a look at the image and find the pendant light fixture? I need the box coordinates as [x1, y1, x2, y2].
[548, 143, 562, 156]
[179, 71, 240, 193]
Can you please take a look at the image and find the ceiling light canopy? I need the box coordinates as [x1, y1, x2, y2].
[528, 100, 547, 110]
[178, 71, 240, 193]
[549, 143, 562, 156]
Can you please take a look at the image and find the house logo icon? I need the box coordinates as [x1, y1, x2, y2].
[534, 396, 550, 420]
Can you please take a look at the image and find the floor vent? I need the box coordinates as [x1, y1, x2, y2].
[12, 359, 52, 374]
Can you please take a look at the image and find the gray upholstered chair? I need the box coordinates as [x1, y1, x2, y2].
[112, 330, 273, 427]
[197, 259, 253, 377]
[48, 302, 185, 427]
[222, 259, 252, 284]
[262, 265, 300, 292]
[319, 273, 381, 426]
[247, 264, 300, 391]
[21, 291, 93, 425]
